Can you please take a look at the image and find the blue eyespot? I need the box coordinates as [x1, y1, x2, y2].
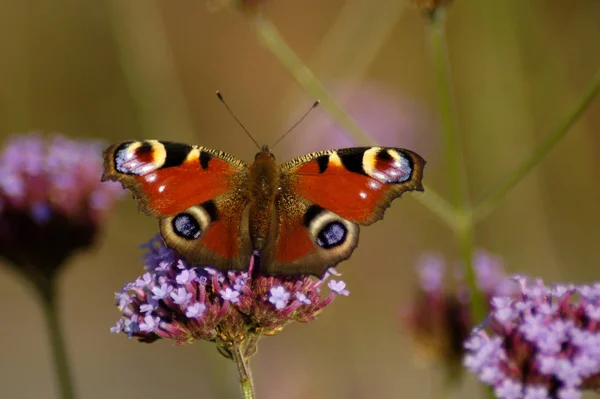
[172, 213, 202, 239]
[316, 222, 347, 249]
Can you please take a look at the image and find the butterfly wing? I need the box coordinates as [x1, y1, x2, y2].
[262, 147, 425, 276]
[102, 140, 253, 271]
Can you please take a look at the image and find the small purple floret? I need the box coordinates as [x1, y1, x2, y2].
[269, 286, 290, 310]
[185, 303, 206, 318]
[328, 280, 350, 296]
[221, 287, 240, 303]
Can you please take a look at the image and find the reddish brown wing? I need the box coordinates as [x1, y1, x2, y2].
[262, 147, 425, 276]
[287, 147, 425, 225]
[102, 140, 253, 271]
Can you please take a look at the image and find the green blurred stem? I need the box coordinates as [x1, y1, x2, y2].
[252, 14, 458, 230]
[426, 9, 485, 322]
[472, 69, 600, 222]
[39, 282, 76, 399]
[232, 341, 255, 399]
[427, 9, 466, 210]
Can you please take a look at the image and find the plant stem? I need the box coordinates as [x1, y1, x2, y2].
[232, 341, 256, 399]
[426, 8, 485, 322]
[427, 10, 465, 210]
[252, 14, 459, 230]
[472, 69, 600, 222]
[39, 283, 76, 399]
[106, 0, 196, 141]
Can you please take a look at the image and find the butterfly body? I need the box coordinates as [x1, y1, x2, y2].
[102, 140, 425, 276]
[248, 148, 279, 250]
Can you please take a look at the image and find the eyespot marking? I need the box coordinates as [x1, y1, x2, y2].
[201, 200, 219, 222]
[380, 150, 413, 183]
[303, 204, 324, 227]
[172, 213, 202, 240]
[114, 141, 165, 176]
[316, 222, 347, 249]
[363, 148, 413, 184]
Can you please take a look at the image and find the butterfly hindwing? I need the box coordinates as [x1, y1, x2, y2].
[102, 140, 252, 271]
[262, 147, 425, 276]
[261, 196, 359, 276]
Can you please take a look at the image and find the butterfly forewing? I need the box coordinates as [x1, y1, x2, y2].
[102, 140, 253, 271]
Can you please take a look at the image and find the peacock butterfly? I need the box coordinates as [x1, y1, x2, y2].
[102, 141, 425, 276]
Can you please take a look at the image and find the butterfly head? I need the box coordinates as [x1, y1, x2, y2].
[255, 145, 276, 162]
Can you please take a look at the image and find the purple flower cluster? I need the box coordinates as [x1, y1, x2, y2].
[464, 276, 600, 399]
[112, 236, 349, 349]
[0, 133, 122, 222]
[0, 133, 122, 282]
[401, 250, 514, 378]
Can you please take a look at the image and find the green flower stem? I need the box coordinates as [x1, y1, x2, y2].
[426, 9, 485, 322]
[39, 283, 76, 399]
[107, 0, 196, 141]
[252, 14, 458, 230]
[232, 341, 256, 399]
[472, 69, 600, 222]
[426, 9, 467, 209]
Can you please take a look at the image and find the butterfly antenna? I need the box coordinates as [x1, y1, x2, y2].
[216, 91, 261, 150]
[271, 100, 320, 149]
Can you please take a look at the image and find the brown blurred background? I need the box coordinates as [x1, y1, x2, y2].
[1, 0, 600, 398]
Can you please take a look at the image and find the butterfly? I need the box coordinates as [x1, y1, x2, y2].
[102, 140, 425, 276]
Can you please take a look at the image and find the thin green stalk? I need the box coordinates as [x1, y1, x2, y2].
[252, 14, 458, 230]
[472, 69, 600, 222]
[232, 342, 255, 399]
[39, 284, 76, 399]
[426, 9, 485, 322]
[427, 9, 466, 209]
[106, 0, 196, 141]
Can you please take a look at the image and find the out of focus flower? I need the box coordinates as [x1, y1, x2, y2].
[0, 133, 122, 292]
[113, 236, 349, 358]
[286, 81, 433, 156]
[401, 250, 514, 383]
[464, 276, 600, 399]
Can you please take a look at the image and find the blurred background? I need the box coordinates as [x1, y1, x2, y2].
[1, 0, 599, 398]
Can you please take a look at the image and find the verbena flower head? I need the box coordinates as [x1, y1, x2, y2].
[112, 236, 349, 355]
[464, 276, 600, 398]
[0, 133, 123, 284]
[401, 250, 514, 380]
